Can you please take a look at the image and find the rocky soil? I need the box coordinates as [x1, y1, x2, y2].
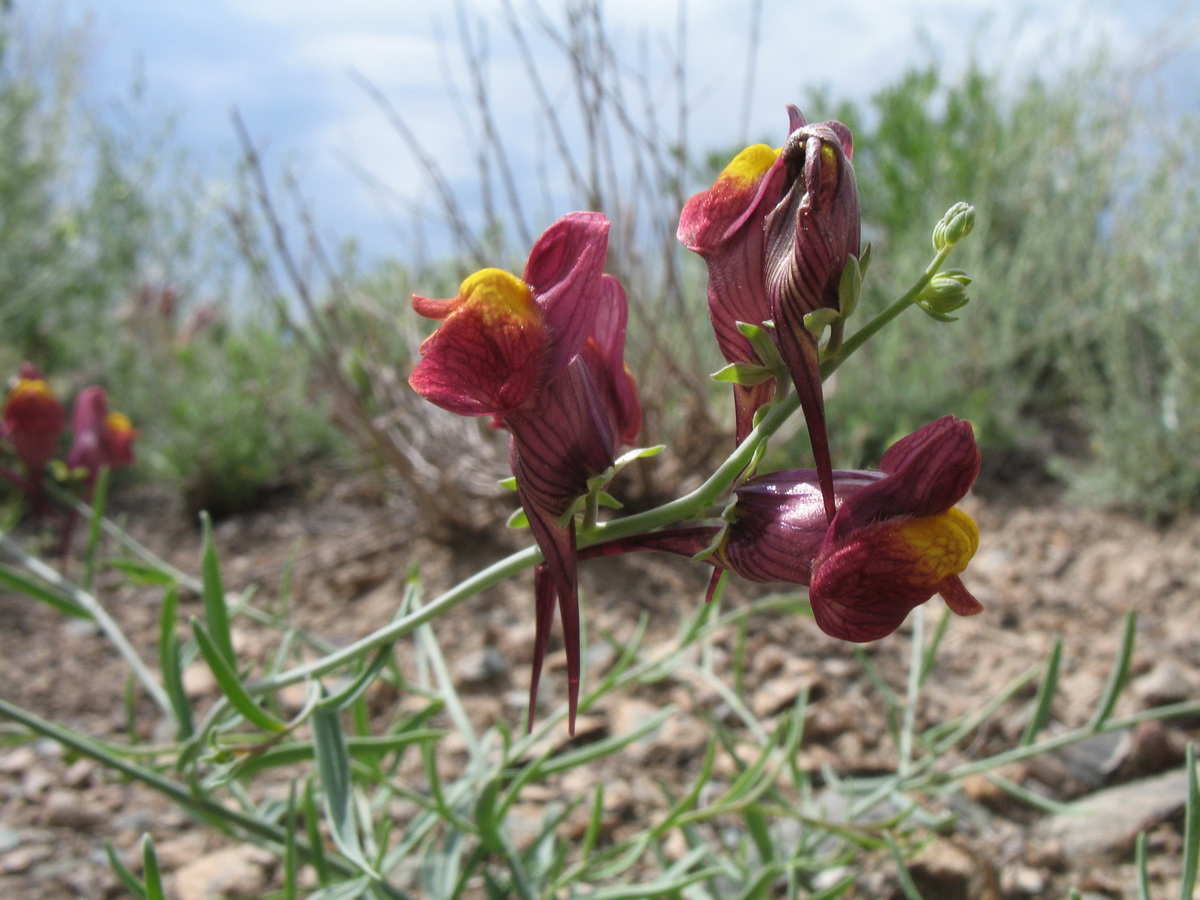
[1, 474, 1198, 899]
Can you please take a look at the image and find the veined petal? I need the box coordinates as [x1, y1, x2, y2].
[811, 506, 980, 642]
[581, 275, 642, 445]
[518, 487, 582, 733]
[833, 416, 981, 539]
[524, 212, 611, 377]
[409, 268, 546, 417]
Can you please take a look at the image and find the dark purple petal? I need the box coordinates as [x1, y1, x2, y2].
[718, 469, 881, 584]
[831, 416, 980, 540]
[528, 563, 558, 732]
[518, 495, 581, 733]
[524, 212, 611, 377]
[581, 275, 642, 445]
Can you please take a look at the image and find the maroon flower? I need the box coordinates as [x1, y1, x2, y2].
[584, 417, 983, 642]
[409, 213, 641, 731]
[679, 106, 860, 520]
[3, 364, 66, 488]
[66, 386, 138, 485]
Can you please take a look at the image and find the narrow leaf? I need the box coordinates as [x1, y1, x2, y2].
[105, 841, 147, 899]
[141, 834, 166, 900]
[318, 644, 395, 712]
[192, 619, 286, 732]
[885, 832, 925, 900]
[1020, 636, 1062, 745]
[158, 587, 193, 739]
[199, 511, 236, 665]
[312, 705, 377, 876]
[303, 780, 330, 884]
[474, 777, 505, 854]
[1182, 743, 1199, 900]
[106, 559, 178, 586]
[0, 564, 90, 619]
[1086, 609, 1137, 732]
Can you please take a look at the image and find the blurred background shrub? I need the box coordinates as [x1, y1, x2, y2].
[1, 3, 1198, 521]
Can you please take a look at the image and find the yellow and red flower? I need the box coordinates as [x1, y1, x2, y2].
[66, 386, 138, 484]
[3, 363, 66, 481]
[584, 417, 982, 642]
[409, 212, 641, 731]
[679, 105, 860, 519]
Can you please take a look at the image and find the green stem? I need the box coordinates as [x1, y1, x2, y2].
[821, 245, 953, 374]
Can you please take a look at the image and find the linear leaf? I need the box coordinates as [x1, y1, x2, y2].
[0, 564, 90, 619]
[199, 511, 236, 664]
[158, 587, 193, 739]
[141, 834, 166, 900]
[1020, 636, 1062, 745]
[104, 840, 147, 899]
[1086, 609, 1137, 732]
[106, 559, 178, 586]
[192, 619, 286, 733]
[312, 705, 377, 877]
[318, 644, 394, 712]
[1182, 743, 1199, 900]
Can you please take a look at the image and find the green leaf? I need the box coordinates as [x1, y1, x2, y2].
[312, 705, 378, 877]
[141, 834, 166, 900]
[317, 644, 395, 712]
[158, 588, 193, 739]
[804, 307, 841, 338]
[1020, 636, 1062, 745]
[303, 780, 330, 884]
[884, 832, 925, 900]
[230, 732, 444, 778]
[199, 512, 236, 665]
[474, 777, 505, 854]
[1086, 609, 1136, 732]
[1181, 743, 1199, 900]
[106, 559, 178, 587]
[105, 840, 147, 899]
[505, 508, 530, 529]
[0, 564, 91, 619]
[192, 619, 286, 733]
[612, 444, 666, 466]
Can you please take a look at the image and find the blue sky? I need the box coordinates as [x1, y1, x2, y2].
[62, 0, 1198, 266]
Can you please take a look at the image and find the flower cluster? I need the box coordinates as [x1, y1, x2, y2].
[408, 107, 981, 731]
[2, 364, 138, 513]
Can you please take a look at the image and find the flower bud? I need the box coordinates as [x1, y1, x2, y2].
[932, 202, 976, 251]
[916, 270, 971, 320]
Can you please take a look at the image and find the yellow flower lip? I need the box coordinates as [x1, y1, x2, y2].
[718, 144, 782, 188]
[10, 378, 57, 402]
[895, 506, 980, 582]
[458, 268, 539, 328]
[106, 412, 134, 434]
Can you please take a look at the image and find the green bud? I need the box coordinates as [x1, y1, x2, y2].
[916, 269, 971, 320]
[932, 202, 976, 251]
